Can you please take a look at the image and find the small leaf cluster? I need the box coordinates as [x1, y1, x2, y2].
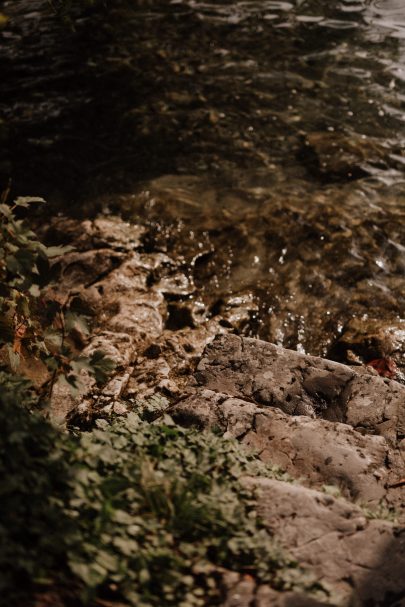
[0, 196, 68, 361]
[67, 414, 299, 606]
[359, 502, 399, 524]
[0, 195, 70, 372]
[0, 195, 115, 402]
[0, 388, 72, 604]
[1, 404, 327, 606]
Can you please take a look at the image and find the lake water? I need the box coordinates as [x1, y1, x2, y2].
[1, 0, 404, 359]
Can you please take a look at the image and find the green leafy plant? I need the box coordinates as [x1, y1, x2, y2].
[0, 405, 327, 606]
[358, 502, 399, 524]
[0, 194, 327, 606]
[0, 390, 72, 603]
[0, 193, 115, 404]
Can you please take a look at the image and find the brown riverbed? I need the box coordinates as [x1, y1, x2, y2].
[1, 0, 404, 366]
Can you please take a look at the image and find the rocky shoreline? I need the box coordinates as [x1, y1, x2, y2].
[42, 216, 405, 606]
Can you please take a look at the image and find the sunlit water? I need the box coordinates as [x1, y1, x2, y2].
[0, 0, 404, 358]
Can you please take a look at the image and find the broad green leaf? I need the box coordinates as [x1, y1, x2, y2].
[0, 204, 12, 218]
[111, 510, 134, 525]
[69, 562, 105, 586]
[88, 350, 116, 384]
[95, 550, 119, 572]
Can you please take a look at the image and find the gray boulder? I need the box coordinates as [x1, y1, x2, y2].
[194, 334, 405, 443]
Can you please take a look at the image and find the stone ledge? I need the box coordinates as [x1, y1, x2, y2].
[194, 334, 405, 443]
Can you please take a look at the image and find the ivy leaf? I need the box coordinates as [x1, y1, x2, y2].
[88, 350, 116, 384]
[0, 204, 12, 218]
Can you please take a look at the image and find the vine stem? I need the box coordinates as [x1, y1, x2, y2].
[47, 308, 68, 401]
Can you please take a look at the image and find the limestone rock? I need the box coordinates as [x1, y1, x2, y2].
[171, 390, 401, 507]
[194, 334, 405, 442]
[46, 217, 228, 417]
[221, 575, 329, 607]
[246, 477, 405, 607]
[40, 217, 405, 606]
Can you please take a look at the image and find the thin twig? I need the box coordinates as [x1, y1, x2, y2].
[149, 391, 195, 422]
[388, 479, 405, 489]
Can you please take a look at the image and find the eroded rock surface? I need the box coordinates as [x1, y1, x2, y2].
[172, 334, 405, 604]
[172, 391, 405, 605]
[171, 390, 394, 505]
[43, 217, 405, 606]
[44, 216, 229, 421]
[194, 334, 405, 443]
[246, 478, 405, 607]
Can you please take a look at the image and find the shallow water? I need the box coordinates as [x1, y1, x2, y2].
[1, 0, 404, 358]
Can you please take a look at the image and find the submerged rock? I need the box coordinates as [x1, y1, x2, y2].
[298, 132, 388, 181]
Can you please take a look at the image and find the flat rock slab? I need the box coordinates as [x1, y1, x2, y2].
[194, 334, 405, 443]
[172, 390, 397, 506]
[245, 478, 405, 607]
[175, 335, 405, 604]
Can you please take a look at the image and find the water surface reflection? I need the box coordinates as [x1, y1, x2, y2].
[0, 0, 404, 359]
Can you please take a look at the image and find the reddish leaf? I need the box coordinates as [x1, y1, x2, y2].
[367, 357, 397, 379]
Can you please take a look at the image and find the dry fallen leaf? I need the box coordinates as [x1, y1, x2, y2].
[366, 357, 397, 379]
[13, 322, 27, 355]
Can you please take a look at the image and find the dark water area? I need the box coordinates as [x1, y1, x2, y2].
[1, 0, 404, 359]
